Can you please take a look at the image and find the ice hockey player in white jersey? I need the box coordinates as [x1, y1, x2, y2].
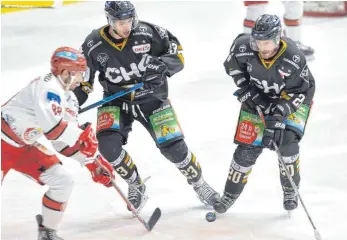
[1, 46, 115, 240]
[243, 1, 314, 58]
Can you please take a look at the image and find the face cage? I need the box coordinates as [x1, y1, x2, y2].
[250, 33, 281, 52]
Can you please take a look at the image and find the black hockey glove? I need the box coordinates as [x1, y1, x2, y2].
[80, 81, 93, 94]
[262, 116, 285, 150]
[236, 85, 269, 112]
[142, 58, 168, 91]
[271, 99, 295, 119]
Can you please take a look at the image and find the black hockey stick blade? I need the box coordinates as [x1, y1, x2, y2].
[144, 208, 161, 231]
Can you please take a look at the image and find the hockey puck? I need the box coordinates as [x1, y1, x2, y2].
[205, 212, 216, 222]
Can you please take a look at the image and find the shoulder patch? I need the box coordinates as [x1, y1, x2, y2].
[154, 25, 167, 39]
[299, 64, 310, 83]
[47, 92, 61, 104]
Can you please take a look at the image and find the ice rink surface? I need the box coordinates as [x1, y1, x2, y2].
[1, 1, 347, 239]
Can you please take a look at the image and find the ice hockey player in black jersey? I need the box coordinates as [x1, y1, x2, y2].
[73, 1, 219, 213]
[213, 14, 315, 214]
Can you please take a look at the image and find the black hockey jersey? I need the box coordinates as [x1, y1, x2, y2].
[224, 34, 315, 112]
[75, 21, 184, 105]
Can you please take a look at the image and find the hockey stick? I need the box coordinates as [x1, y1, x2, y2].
[94, 157, 161, 231]
[255, 106, 322, 240]
[79, 83, 144, 114]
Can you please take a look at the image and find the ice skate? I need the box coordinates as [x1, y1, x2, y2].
[213, 192, 236, 213]
[127, 176, 148, 214]
[36, 214, 64, 240]
[192, 177, 220, 206]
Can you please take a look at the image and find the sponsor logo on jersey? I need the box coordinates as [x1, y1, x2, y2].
[105, 55, 151, 84]
[65, 108, 77, 117]
[283, 58, 300, 70]
[133, 31, 153, 37]
[293, 54, 301, 63]
[87, 40, 94, 48]
[97, 53, 109, 65]
[23, 128, 42, 141]
[146, 63, 159, 71]
[153, 104, 170, 114]
[250, 76, 285, 94]
[139, 25, 147, 32]
[235, 52, 253, 57]
[132, 43, 151, 53]
[239, 44, 247, 52]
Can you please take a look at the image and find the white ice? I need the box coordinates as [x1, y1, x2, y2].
[1, 1, 347, 240]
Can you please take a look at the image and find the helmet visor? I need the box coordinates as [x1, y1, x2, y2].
[250, 32, 281, 52]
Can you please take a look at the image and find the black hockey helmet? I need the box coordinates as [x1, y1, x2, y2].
[104, 1, 139, 29]
[250, 14, 282, 51]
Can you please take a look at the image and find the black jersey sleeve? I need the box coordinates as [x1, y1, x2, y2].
[150, 24, 184, 77]
[73, 31, 99, 106]
[281, 47, 315, 111]
[223, 34, 252, 88]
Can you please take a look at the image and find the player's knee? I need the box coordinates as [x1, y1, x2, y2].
[280, 130, 300, 156]
[233, 145, 263, 167]
[97, 131, 124, 161]
[40, 164, 74, 202]
[159, 139, 188, 163]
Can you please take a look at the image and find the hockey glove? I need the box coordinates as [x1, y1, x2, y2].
[271, 99, 295, 119]
[142, 57, 168, 91]
[78, 122, 98, 157]
[85, 155, 115, 188]
[236, 85, 269, 112]
[262, 116, 285, 150]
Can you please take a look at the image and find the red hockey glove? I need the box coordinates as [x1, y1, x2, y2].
[78, 123, 98, 157]
[85, 155, 115, 188]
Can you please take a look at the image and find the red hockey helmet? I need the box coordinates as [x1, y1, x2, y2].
[51, 47, 87, 76]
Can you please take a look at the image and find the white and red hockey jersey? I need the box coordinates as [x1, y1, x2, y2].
[1, 72, 82, 151]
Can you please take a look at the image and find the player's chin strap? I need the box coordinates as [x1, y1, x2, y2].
[255, 106, 322, 240]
